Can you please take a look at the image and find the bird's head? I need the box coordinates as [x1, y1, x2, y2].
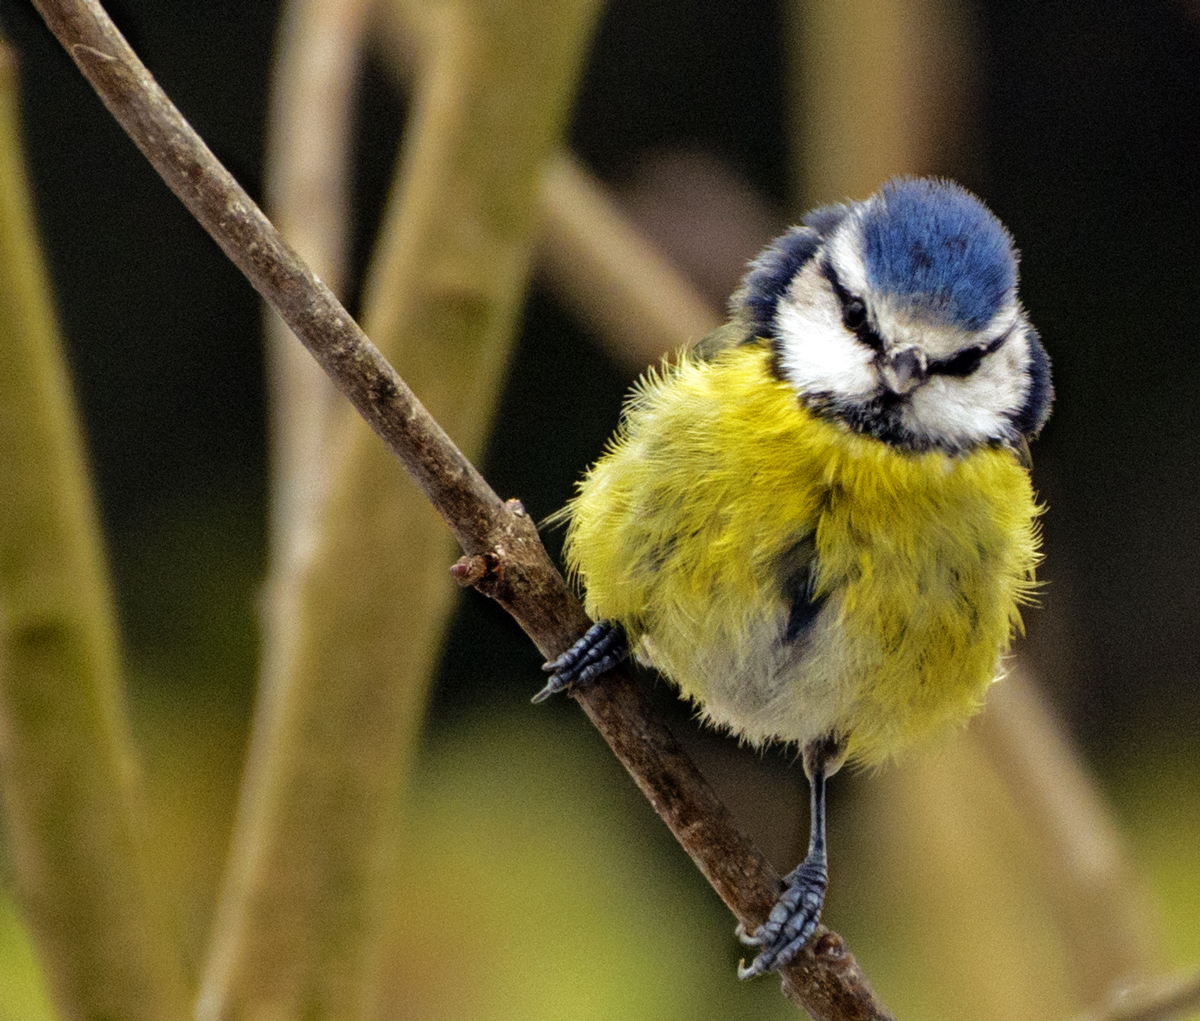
[732, 177, 1052, 453]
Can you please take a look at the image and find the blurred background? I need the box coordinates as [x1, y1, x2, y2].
[0, 1, 1197, 1019]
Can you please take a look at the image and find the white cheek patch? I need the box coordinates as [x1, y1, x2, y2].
[773, 260, 877, 400]
[903, 326, 1033, 446]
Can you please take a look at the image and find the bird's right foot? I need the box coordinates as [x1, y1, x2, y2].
[533, 620, 628, 703]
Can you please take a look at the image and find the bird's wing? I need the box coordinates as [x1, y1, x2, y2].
[777, 534, 827, 645]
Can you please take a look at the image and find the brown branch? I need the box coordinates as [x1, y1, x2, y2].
[30, 1, 893, 1017]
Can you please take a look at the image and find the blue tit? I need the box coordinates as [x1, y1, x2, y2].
[537, 177, 1052, 978]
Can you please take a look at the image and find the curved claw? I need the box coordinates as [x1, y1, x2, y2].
[531, 673, 569, 704]
[737, 857, 827, 978]
[534, 621, 628, 703]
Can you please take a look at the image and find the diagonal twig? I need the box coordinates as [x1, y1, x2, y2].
[30, 1, 894, 1017]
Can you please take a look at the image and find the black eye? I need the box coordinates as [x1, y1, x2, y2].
[937, 346, 985, 377]
[842, 297, 867, 331]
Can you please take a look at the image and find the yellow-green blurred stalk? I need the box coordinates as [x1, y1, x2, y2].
[0, 42, 189, 1021]
[198, 1, 603, 1019]
[784, 0, 977, 210]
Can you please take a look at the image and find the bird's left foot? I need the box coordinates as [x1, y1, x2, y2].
[533, 620, 628, 703]
[736, 856, 827, 979]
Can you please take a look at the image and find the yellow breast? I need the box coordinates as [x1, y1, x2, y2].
[560, 343, 1042, 764]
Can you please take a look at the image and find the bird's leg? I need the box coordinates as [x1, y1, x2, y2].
[737, 734, 846, 978]
[533, 620, 629, 703]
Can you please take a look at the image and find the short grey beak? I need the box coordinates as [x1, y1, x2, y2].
[881, 345, 927, 394]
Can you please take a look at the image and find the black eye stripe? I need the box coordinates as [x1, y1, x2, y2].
[821, 256, 1013, 373]
[821, 258, 884, 352]
[934, 346, 985, 376]
[820, 257, 857, 313]
[929, 331, 1010, 376]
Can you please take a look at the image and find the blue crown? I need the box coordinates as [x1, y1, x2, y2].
[860, 178, 1017, 332]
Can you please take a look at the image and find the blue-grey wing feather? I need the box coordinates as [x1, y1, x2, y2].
[778, 535, 826, 645]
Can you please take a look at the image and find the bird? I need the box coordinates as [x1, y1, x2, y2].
[535, 176, 1052, 978]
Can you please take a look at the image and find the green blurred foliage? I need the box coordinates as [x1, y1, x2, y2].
[1110, 742, 1200, 973]
[5, 682, 1200, 1019]
[0, 897, 56, 1021]
[377, 711, 799, 1021]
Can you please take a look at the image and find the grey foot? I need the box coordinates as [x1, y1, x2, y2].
[533, 620, 628, 703]
[736, 857, 827, 979]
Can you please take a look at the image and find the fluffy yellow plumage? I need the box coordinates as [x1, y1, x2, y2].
[544, 178, 1052, 977]
[558, 340, 1042, 766]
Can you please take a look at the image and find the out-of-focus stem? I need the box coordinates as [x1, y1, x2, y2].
[0, 42, 189, 1021]
[264, 0, 368, 571]
[977, 670, 1165, 1004]
[369, 9, 722, 371]
[1073, 968, 1200, 1021]
[535, 152, 721, 367]
[783, 0, 976, 210]
[198, 0, 604, 1018]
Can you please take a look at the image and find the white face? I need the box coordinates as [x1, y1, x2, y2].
[772, 220, 1038, 452]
